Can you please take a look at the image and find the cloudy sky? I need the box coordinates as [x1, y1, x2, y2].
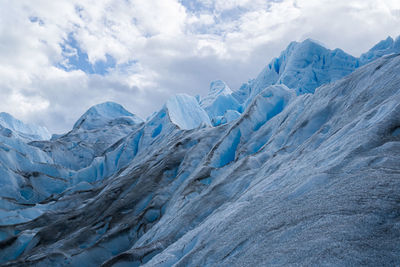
[1, 0, 399, 133]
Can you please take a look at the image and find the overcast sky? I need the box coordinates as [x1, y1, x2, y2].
[0, 0, 399, 133]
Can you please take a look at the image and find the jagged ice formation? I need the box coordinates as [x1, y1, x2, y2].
[0, 37, 400, 266]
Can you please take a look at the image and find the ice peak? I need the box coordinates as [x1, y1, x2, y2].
[282, 38, 327, 56]
[360, 35, 400, 65]
[369, 36, 394, 51]
[242, 37, 358, 106]
[84, 101, 133, 117]
[199, 80, 242, 125]
[200, 80, 233, 108]
[209, 80, 232, 95]
[73, 101, 143, 130]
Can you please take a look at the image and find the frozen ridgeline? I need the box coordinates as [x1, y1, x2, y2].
[0, 37, 400, 266]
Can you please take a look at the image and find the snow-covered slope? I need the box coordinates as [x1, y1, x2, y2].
[0, 38, 400, 266]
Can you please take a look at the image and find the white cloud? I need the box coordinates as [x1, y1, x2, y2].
[0, 0, 399, 133]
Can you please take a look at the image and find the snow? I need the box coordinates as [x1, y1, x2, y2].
[166, 94, 211, 130]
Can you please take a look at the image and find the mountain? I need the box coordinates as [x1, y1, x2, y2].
[0, 37, 399, 266]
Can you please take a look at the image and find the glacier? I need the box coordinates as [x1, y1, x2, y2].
[0, 37, 399, 266]
[0, 113, 51, 141]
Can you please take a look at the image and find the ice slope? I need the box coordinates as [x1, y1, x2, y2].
[71, 93, 211, 184]
[139, 53, 400, 267]
[0, 36, 400, 266]
[200, 80, 233, 108]
[0, 113, 51, 141]
[0, 94, 210, 221]
[0, 133, 70, 226]
[1, 52, 399, 266]
[201, 39, 360, 120]
[166, 94, 211, 129]
[0, 115, 63, 214]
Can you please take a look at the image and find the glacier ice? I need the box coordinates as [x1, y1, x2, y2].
[200, 80, 242, 125]
[360, 36, 400, 65]
[0, 112, 51, 141]
[238, 37, 400, 111]
[73, 101, 143, 131]
[0, 37, 399, 266]
[240, 39, 360, 107]
[165, 94, 211, 130]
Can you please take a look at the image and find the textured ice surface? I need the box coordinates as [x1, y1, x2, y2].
[0, 38, 400, 266]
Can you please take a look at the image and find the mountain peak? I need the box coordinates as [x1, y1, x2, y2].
[200, 80, 233, 108]
[360, 35, 400, 64]
[73, 101, 143, 130]
[369, 36, 394, 51]
[83, 101, 133, 117]
[209, 80, 232, 95]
